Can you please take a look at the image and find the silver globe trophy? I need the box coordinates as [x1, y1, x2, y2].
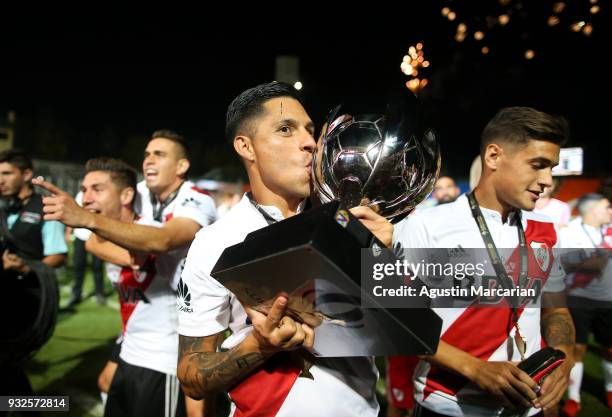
[312, 89, 440, 221]
[212, 88, 442, 356]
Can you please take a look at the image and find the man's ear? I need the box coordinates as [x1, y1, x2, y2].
[22, 168, 34, 183]
[483, 143, 504, 171]
[234, 135, 256, 163]
[120, 187, 135, 207]
[177, 159, 190, 177]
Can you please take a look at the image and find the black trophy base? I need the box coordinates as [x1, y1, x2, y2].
[211, 201, 441, 357]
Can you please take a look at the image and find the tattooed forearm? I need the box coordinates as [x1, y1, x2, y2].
[541, 309, 575, 348]
[185, 349, 265, 396]
[179, 334, 205, 357]
[178, 335, 267, 399]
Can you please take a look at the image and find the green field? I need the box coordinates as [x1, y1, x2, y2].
[23, 266, 612, 416]
[26, 266, 121, 417]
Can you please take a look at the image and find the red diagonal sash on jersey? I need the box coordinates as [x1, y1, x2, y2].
[423, 219, 557, 400]
[229, 281, 317, 416]
[118, 255, 157, 332]
[229, 352, 301, 417]
[423, 307, 514, 399]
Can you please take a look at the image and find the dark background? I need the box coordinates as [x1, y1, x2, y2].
[1, 3, 608, 179]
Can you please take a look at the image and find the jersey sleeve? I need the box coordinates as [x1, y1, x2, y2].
[393, 211, 433, 250]
[173, 187, 218, 227]
[542, 230, 567, 293]
[73, 227, 92, 241]
[177, 229, 231, 337]
[41, 220, 68, 256]
[559, 203, 571, 227]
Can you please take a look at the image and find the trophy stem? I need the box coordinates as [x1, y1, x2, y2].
[338, 177, 363, 209]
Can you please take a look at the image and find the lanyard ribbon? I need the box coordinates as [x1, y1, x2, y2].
[246, 192, 280, 225]
[151, 182, 183, 222]
[467, 192, 529, 360]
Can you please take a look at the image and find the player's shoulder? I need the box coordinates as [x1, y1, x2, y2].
[522, 209, 555, 224]
[523, 208, 561, 247]
[179, 181, 214, 202]
[191, 195, 251, 247]
[394, 196, 467, 248]
[550, 198, 570, 209]
[405, 194, 469, 227]
[559, 218, 582, 238]
[186, 196, 254, 272]
[182, 181, 211, 197]
[173, 181, 217, 220]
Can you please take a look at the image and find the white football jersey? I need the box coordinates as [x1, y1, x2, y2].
[560, 218, 612, 301]
[179, 195, 379, 417]
[117, 181, 216, 375]
[394, 194, 564, 417]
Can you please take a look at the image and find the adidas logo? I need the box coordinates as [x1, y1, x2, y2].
[177, 278, 193, 313]
[448, 245, 468, 258]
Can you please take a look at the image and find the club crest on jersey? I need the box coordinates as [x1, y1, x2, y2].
[530, 241, 550, 271]
[177, 278, 193, 313]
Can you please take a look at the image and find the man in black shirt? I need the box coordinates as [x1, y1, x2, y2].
[0, 149, 67, 406]
[0, 149, 67, 273]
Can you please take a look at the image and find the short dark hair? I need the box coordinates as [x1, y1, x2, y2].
[151, 129, 189, 159]
[225, 81, 302, 143]
[85, 157, 137, 192]
[0, 149, 33, 172]
[480, 107, 569, 155]
[577, 193, 606, 216]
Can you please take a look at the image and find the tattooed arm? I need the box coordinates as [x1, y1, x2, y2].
[178, 332, 267, 399]
[541, 309, 575, 351]
[535, 292, 576, 411]
[177, 295, 315, 401]
[541, 292, 575, 353]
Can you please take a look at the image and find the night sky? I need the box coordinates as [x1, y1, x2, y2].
[2, 4, 609, 180]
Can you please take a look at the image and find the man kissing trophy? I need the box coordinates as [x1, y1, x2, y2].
[212, 88, 442, 357]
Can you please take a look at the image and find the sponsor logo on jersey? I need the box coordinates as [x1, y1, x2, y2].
[181, 197, 202, 209]
[177, 278, 193, 313]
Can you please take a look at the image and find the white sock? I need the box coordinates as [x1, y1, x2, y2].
[568, 361, 583, 402]
[100, 392, 108, 407]
[603, 360, 612, 391]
